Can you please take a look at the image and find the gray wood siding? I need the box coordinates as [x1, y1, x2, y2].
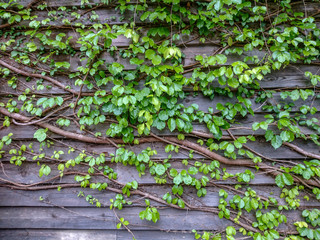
[0, 0, 320, 239]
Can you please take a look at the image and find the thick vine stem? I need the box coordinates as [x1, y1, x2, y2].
[192, 130, 320, 161]
[283, 142, 320, 160]
[1, 107, 319, 188]
[0, 180, 259, 234]
[1, 1, 320, 238]
[166, 137, 319, 188]
[0, 59, 93, 96]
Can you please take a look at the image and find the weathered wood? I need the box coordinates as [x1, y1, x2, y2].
[67, 46, 265, 72]
[8, 1, 320, 27]
[1, 185, 319, 208]
[2, 41, 312, 73]
[1, 114, 318, 140]
[14, 0, 214, 7]
[0, 161, 278, 185]
[0, 150, 314, 186]
[1, 135, 319, 163]
[1, 65, 318, 96]
[0, 1, 319, 237]
[0, 206, 302, 232]
[0, 206, 235, 230]
[0, 229, 197, 240]
[11, 0, 320, 13]
[182, 92, 320, 113]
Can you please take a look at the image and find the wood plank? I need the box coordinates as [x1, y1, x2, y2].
[0, 149, 314, 186]
[0, 185, 319, 208]
[0, 161, 278, 185]
[0, 135, 319, 167]
[13, 0, 320, 14]
[68, 46, 266, 71]
[0, 0, 319, 236]
[1, 109, 319, 143]
[1, 115, 318, 140]
[0, 229, 197, 240]
[1, 64, 318, 96]
[1, 134, 319, 163]
[11, 28, 209, 51]
[0, 206, 303, 232]
[0, 206, 237, 230]
[117, 230, 196, 240]
[0, 229, 117, 240]
[182, 92, 320, 113]
[4, 37, 317, 73]
[1, 88, 319, 118]
[14, 0, 215, 7]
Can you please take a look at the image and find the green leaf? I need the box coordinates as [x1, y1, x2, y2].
[290, 90, 300, 101]
[269, 229, 280, 239]
[168, 118, 176, 132]
[178, 199, 185, 208]
[215, 54, 227, 64]
[159, 111, 168, 121]
[271, 135, 282, 149]
[37, 97, 48, 106]
[27, 42, 37, 52]
[55, 62, 70, 69]
[155, 164, 166, 175]
[259, 122, 268, 130]
[173, 174, 182, 185]
[282, 173, 293, 186]
[275, 173, 293, 188]
[241, 174, 250, 183]
[43, 165, 51, 176]
[252, 122, 260, 131]
[55, 97, 63, 106]
[108, 62, 124, 75]
[34, 128, 47, 142]
[226, 226, 236, 236]
[130, 58, 144, 65]
[227, 78, 239, 88]
[226, 144, 234, 153]
[188, 167, 198, 175]
[176, 118, 185, 130]
[151, 55, 162, 65]
[280, 131, 291, 142]
[170, 168, 178, 177]
[214, 0, 222, 11]
[265, 130, 274, 141]
[145, 49, 162, 65]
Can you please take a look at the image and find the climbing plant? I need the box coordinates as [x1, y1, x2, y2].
[0, 0, 320, 239]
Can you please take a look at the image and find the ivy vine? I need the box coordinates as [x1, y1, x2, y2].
[0, 0, 320, 239]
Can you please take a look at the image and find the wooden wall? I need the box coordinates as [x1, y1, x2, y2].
[0, 0, 320, 239]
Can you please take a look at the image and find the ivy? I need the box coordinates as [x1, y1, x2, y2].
[33, 128, 48, 142]
[0, 0, 320, 239]
[275, 173, 294, 188]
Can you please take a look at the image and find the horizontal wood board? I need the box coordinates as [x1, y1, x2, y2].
[1, 0, 320, 239]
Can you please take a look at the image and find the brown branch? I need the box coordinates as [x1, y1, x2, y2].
[0, 23, 12, 29]
[0, 59, 93, 96]
[0, 183, 80, 190]
[1, 107, 319, 188]
[0, 107, 117, 144]
[189, 130, 320, 188]
[0, 171, 87, 188]
[112, 208, 136, 239]
[283, 142, 320, 161]
[226, 129, 297, 166]
[12, 104, 70, 126]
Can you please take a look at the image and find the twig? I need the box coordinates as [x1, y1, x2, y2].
[112, 208, 136, 239]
